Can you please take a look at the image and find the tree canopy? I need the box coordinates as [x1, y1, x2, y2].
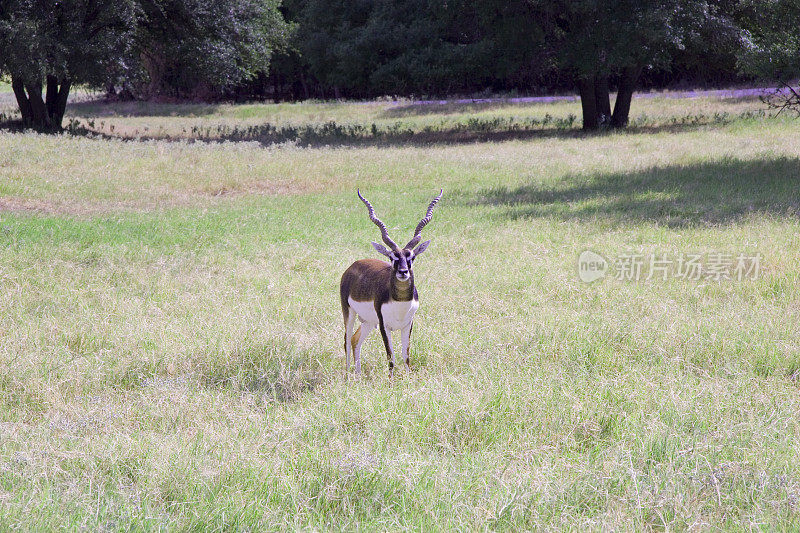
[738, 0, 800, 80]
[736, 0, 800, 114]
[0, 0, 137, 129]
[123, 0, 291, 99]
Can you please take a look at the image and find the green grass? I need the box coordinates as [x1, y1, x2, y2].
[1, 94, 800, 530]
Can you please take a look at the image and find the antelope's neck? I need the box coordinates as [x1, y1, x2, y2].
[390, 275, 415, 302]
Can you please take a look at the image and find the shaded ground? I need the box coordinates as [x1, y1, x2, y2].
[471, 157, 800, 227]
[382, 87, 780, 116]
[53, 110, 765, 149]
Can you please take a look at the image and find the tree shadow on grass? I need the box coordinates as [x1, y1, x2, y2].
[3, 102, 761, 148]
[470, 157, 800, 227]
[0, 119, 24, 132]
[57, 119, 728, 149]
[379, 99, 573, 118]
[66, 99, 223, 118]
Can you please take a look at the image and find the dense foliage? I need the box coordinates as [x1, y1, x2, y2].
[738, 0, 800, 80]
[258, 1, 747, 101]
[737, 0, 800, 113]
[255, 0, 550, 100]
[287, 0, 545, 99]
[121, 0, 291, 99]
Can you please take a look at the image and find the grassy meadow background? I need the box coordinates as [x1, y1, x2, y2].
[1, 87, 800, 530]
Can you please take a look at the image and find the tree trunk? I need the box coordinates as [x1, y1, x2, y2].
[11, 77, 33, 125]
[578, 78, 599, 131]
[611, 65, 641, 129]
[46, 75, 59, 119]
[53, 78, 71, 127]
[141, 47, 167, 99]
[10, 75, 71, 130]
[24, 80, 51, 130]
[594, 75, 611, 124]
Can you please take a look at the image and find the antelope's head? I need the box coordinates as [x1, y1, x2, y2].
[357, 189, 443, 281]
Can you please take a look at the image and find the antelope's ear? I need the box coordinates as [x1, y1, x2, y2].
[371, 242, 393, 257]
[412, 240, 431, 256]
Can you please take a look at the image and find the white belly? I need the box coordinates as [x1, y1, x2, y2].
[348, 297, 378, 324]
[348, 297, 419, 331]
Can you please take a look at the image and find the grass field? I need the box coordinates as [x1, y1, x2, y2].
[1, 93, 800, 530]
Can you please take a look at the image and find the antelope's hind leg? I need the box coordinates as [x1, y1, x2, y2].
[353, 320, 375, 375]
[344, 307, 356, 375]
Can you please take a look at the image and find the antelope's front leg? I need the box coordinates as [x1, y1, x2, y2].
[401, 322, 413, 371]
[377, 314, 395, 376]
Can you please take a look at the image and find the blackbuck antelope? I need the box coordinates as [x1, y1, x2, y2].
[340, 189, 443, 376]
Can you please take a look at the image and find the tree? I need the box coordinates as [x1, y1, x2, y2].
[122, 0, 290, 99]
[535, 0, 737, 130]
[0, 0, 137, 130]
[266, 0, 749, 105]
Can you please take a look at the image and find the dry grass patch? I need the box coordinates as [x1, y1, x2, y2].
[0, 133, 332, 213]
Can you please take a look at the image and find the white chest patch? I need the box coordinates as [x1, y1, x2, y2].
[380, 299, 419, 331]
[348, 297, 419, 331]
